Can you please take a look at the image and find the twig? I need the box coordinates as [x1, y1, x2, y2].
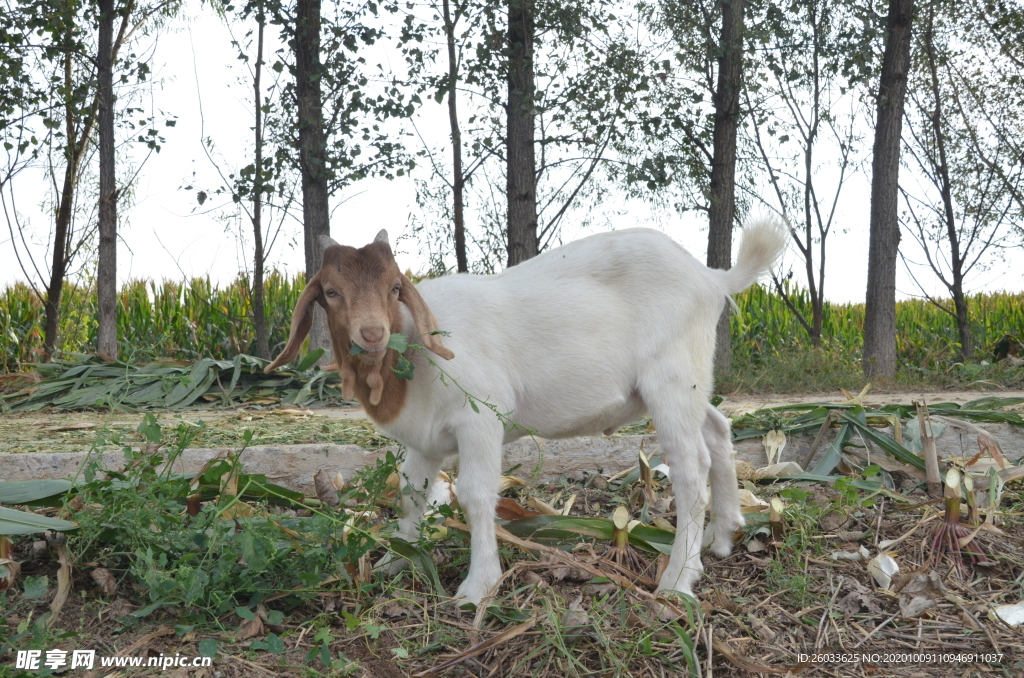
[800, 410, 837, 470]
[413, 615, 539, 678]
[853, 612, 899, 648]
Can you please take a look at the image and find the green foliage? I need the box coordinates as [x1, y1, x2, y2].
[61, 417, 394, 620]
[728, 283, 1024, 388]
[0, 272, 306, 371]
[3, 277, 1022, 392]
[0, 350, 342, 412]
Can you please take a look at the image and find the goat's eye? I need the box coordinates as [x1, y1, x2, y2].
[392, 283, 401, 294]
[325, 289, 337, 298]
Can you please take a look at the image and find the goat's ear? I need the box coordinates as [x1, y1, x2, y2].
[374, 229, 390, 247]
[398, 273, 454, 360]
[265, 274, 323, 372]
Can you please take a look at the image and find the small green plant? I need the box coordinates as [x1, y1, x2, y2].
[64, 415, 388, 621]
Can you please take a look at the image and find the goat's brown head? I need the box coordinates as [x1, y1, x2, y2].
[264, 230, 454, 377]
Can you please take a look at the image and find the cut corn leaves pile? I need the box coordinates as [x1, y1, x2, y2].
[731, 395, 1024, 485]
[0, 350, 343, 412]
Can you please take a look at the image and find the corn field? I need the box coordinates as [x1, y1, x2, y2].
[732, 283, 1024, 371]
[0, 273, 305, 371]
[1, 275, 1021, 373]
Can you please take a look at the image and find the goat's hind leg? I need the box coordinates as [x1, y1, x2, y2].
[374, 448, 443, 576]
[701, 404, 745, 557]
[643, 383, 710, 598]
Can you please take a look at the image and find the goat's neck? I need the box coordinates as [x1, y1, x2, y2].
[341, 349, 407, 425]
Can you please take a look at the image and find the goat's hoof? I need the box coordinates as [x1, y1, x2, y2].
[453, 577, 498, 606]
[703, 515, 745, 558]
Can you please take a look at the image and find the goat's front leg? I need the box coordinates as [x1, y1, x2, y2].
[452, 421, 503, 604]
[375, 449, 443, 576]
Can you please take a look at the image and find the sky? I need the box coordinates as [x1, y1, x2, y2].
[1, 4, 1021, 305]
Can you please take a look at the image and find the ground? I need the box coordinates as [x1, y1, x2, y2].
[2, 389, 1023, 677]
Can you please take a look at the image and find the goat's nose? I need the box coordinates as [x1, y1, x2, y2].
[361, 326, 385, 345]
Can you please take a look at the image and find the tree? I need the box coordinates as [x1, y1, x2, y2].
[506, 0, 537, 266]
[706, 0, 744, 372]
[899, 0, 1022, 361]
[744, 0, 875, 347]
[409, 0, 655, 273]
[277, 0, 420, 362]
[863, 0, 914, 379]
[250, 0, 270, 359]
[96, 0, 118, 358]
[291, 0, 332, 362]
[629, 0, 748, 371]
[443, 0, 468, 272]
[2, 0, 155, 359]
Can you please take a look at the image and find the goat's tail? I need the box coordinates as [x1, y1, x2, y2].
[718, 217, 787, 295]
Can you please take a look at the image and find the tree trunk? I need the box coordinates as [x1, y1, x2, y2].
[863, 0, 913, 379]
[43, 42, 77, 359]
[922, 8, 970, 361]
[96, 0, 117, 359]
[444, 0, 467, 273]
[294, 0, 332, 363]
[707, 0, 744, 374]
[506, 0, 537, 267]
[251, 4, 270, 359]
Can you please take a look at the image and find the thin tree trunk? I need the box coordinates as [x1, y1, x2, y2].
[42, 1, 132, 359]
[43, 42, 77, 359]
[805, 0, 822, 347]
[97, 0, 118, 359]
[251, 4, 270, 359]
[863, 0, 913, 379]
[294, 0, 332, 363]
[443, 0, 467, 273]
[922, 9, 970, 361]
[708, 0, 744, 373]
[506, 0, 537, 267]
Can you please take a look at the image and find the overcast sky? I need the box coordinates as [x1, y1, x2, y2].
[2, 4, 1021, 304]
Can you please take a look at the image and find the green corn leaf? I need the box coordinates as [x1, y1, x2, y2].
[296, 348, 324, 372]
[839, 412, 926, 470]
[0, 506, 77, 535]
[0, 480, 72, 505]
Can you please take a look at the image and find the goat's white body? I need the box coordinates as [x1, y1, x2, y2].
[378, 224, 784, 603]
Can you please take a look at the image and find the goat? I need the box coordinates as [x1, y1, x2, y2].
[266, 220, 785, 604]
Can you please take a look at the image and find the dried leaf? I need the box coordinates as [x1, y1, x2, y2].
[91, 567, 118, 596]
[526, 497, 561, 516]
[314, 469, 342, 507]
[895, 571, 946, 619]
[866, 553, 899, 590]
[235, 615, 264, 641]
[762, 430, 787, 466]
[495, 497, 542, 521]
[47, 543, 72, 627]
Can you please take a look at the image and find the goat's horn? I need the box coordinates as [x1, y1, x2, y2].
[319, 234, 340, 249]
[374, 229, 390, 246]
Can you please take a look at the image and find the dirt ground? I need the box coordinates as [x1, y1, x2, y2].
[3, 388, 1024, 677]
[3, 389, 1021, 457]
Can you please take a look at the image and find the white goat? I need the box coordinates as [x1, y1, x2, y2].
[266, 220, 785, 604]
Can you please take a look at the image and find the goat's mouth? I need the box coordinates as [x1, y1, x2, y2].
[350, 342, 387, 360]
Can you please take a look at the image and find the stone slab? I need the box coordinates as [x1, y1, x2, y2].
[0, 417, 1019, 494]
